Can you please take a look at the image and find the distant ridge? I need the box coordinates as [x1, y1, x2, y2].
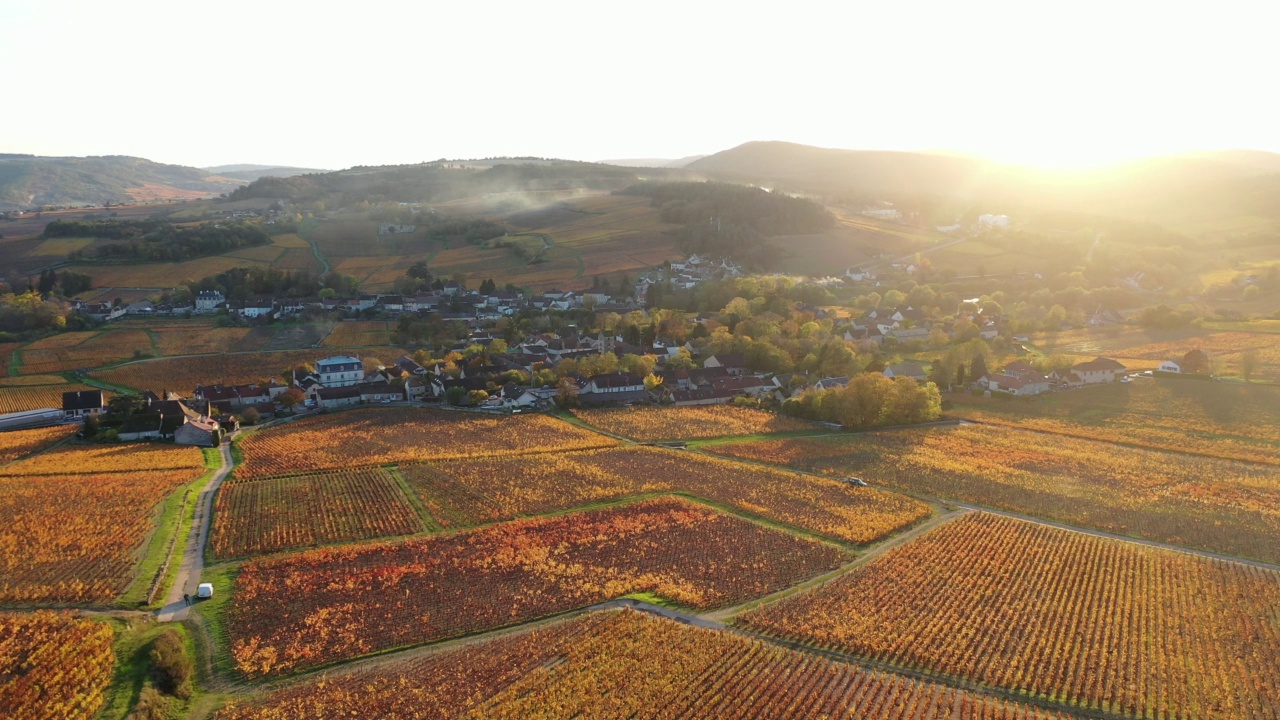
[0, 155, 245, 211]
[202, 164, 329, 181]
[598, 155, 707, 169]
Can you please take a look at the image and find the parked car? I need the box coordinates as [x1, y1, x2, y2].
[845, 477, 868, 487]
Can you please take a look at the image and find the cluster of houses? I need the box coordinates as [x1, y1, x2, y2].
[633, 254, 744, 302]
[76, 285, 641, 325]
[60, 389, 224, 445]
[976, 357, 1128, 396]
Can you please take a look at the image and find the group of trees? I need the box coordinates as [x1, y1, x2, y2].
[34, 268, 92, 297]
[54, 219, 271, 263]
[783, 374, 942, 429]
[0, 290, 70, 335]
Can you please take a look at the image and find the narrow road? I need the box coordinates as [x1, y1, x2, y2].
[156, 441, 233, 622]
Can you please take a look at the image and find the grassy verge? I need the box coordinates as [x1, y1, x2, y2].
[99, 617, 197, 720]
[387, 465, 440, 532]
[117, 454, 220, 609]
[188, 563, 240, 682]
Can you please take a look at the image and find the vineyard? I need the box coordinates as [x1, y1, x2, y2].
[0, 612, 115, 720]
[227, 498, 848, 677]
[0, 382, 111, 415]
[572, 404, 816, 441]
[150, 326, 254, 356]
[410, 445, 930, 544]
[948, 381, 1280, 464]
[0, 442, 206, 603]
[709, 424, 1280, 563]
[90, 350, 370, 392]
[0, 425, 76, 465]
[322, 321, 394, 347]
[216, 609, 1069, 720]
[6, 442, 205, 475]
[211, 468, 424, 559]
[16, 330, 153, 375]
[741, 512, 1280, 720]
[234, 408, 618, 479]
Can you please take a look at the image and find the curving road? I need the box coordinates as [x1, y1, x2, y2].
[156, 441, 233, 622]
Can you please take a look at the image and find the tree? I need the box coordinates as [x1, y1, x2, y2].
[467, 389, 489, 406]
[240, 407, 261, 425]
[955, 363, 967, 387]
[970, 353, 988, 382]
[445, 386, 468, 406]
[1243, 284, 1260, 301]
[555, 377, 580, 408]
[1181, 348, 1211, 375]
[643, 373, 663, 391]
[278, 387, 306, 411]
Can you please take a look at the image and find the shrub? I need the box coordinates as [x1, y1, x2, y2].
[150, 628, 193, 700]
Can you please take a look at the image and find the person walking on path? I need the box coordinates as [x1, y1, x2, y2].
[183, 593, 190, 606]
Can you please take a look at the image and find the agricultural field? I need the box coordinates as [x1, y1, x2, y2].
[227, 498, 848, 677]
[234, 408, 618, 479]
[410, 445, 930, 544]
[150, 326, 254, 356]
[0, 382, 109, 415]
[321, 320, 394, 347]
[742, 512, 1280, 720]
[0, 468, 205, 603]
[0, 425, 76, 465]
[1029, 326, 1280, 380]
[0, 443, 207, 603]
[90, 349, 363, 392]
[571, 404, 816, 441]
[15, 330, 153, 374]
[211, 468, 424, 559]
[0, 611, 115, 720]
[708, 424, 1280, 563]
[948, 381, 1280, 464]
[216, 610, 1068, 720]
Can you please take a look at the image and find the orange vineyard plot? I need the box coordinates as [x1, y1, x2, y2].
[572, 404, 816, 441]
[0, 425, 76, 465]
[211, 468, 424, 559]
[948, 381, 1280, 464]
[0, 470, 203, 603]
[235, 408, 618, 479]
[0, 383, 110, 415]
[742, 512, 1280, 720]
[91, 350, 352, 392]
[709, 424, 1280, 563]
[322, 321, 393, 347]
[216, 610, 1069, 720]
[411, 445, 929, 544]
[227, 498, 847, 677]
[151, 327, 252, 356]
[0, 612, 114, 720]
[6, 442, 204, 475]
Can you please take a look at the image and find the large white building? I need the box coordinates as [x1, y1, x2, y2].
[316, 356, 365, 387]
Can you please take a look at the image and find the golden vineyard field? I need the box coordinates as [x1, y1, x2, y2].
[0, 443, 207, 603]
[709, 424, 1280, 563]
[211, 468, 424, 559]
[948, 381, 1280, 464]
[0, 425, 75, 465]
[91, 350, 340, 392]
[227, 498, 847, 677]
[572, 404, 815, 441]
[17, 330, 153, 375]
[0, 612, 115, 720]
[217, 609, 1069, 720]
[322, 320, 394, 347]
[412, 445, 929, 544]
[234, 408, 619, 479]
[742, 512, 1280, 720]
[0, 383, 112, 416]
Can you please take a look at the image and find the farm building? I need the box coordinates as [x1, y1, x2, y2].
[62, 390, 105, 419]
[1070, 357, 1127, 384]
[175, 418, 221, 447]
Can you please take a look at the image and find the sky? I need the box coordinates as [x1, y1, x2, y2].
[2, 0, 1277, 171]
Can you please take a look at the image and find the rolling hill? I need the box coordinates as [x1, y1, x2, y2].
[0, 154, 245, 211]
[202, 164, 329, 181]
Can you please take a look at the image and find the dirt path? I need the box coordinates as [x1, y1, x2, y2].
[156, 441, 233, 622]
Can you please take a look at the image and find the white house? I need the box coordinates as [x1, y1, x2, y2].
[195, 290, 225, 313]
[1158, 360, 1181, 374]
[1070, 357, 1126, 384]
[315, 356, 365, 387]
[978, 214, 1011, 229]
